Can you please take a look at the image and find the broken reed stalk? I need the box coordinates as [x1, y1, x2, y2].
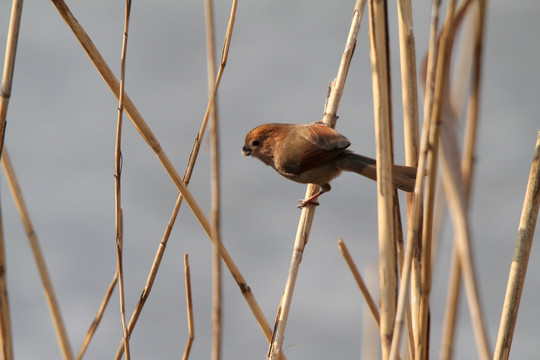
[1, 149, 74, 360]
[76, 272, 118, 359]
[367, 0, 398, 358]
[266, 2, 366, 359]
[114, 1, 132, 358]
[182, 254, 195, 360]
[0, 1, 24, 358]
[338, 238, 380, 327]
[388, 1, 442, 358]
[203, 0, 222, 358]
[441, 1, 485, 357]
[493, 132, 540, 360]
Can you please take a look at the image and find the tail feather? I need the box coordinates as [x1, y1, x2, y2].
[336, 151, 417, 192]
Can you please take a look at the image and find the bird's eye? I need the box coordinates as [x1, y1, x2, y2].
[251, 140, 260, 146]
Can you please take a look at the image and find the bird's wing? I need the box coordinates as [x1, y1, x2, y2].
[298, 123, 351, 172]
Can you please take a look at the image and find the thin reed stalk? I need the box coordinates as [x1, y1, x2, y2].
[0, 1, 24, 357]
[338, 238, 380, 327]
[204, 0, 222, 358]
[266, 2, 366, 358]
[493, 132, 540, 360]
[114, 1, 132, 358]
[440, 1, 485, 357]
[182, 254, 195, 360]
[76, 272, 118, 359]
[388, 1, 442, 358]
[367, 0, 398, 357]
[396, 0, 420, 354]
[2, 149, 74, 360]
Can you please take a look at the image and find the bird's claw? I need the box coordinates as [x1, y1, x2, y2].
[297, 199, 319, 208]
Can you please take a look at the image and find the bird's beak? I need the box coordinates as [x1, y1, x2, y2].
[242, 145, 252, 156]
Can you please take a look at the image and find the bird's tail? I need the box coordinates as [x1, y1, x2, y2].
[335, 151, 417, 192]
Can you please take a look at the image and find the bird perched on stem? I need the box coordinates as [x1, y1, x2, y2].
[242, 122, 417, 208]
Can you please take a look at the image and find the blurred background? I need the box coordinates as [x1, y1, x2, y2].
[0, 0, 539, 358]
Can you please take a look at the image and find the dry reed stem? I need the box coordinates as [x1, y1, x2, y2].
[337, 238, 380, 327]
[430, 2, 491, 358]
[0, 0, 23, 155]
[1, 149, 74, 360]
[322, 0, 367, 128]
[388, 1, 442, 358]
[0, 1, 24, 357]
[50, 0, 212, 244]
[440, 1, 485, 357]
[416, 1, 461, 358]
[204, 0, 222, 358]
[0, 212, 11, 360]
[493, 132, 540, 359]
[182, 254, 195, 360]
[367, 0, 398, 357]
[395, 0, 419, 354]
[266, 2, 366, 358]
[114, 1, 132, 358]
[76, 272, 118, 359]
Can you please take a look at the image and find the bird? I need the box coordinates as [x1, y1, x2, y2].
[242, 122, 418, 208]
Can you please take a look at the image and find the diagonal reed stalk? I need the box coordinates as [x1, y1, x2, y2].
[266, 1, 366, 359]
[338, 238, 380, 327]
[2, 149, 74, 360]
[440, 0, 486, 357]
[114, 0, 132, 358]
[493, 131, 540, 360]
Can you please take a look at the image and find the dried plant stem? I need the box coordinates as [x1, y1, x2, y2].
[367, 0, 398, 357]
[76, 272, 118, 360]
[322, 0, 366, 128]
[1, 149, 74, 360]
[50, 0, 212, 243]
[182, 254, 195, 360]
[440, 1, 485, 357]
[389, 1, 441, 358]
[204, 0, 222, 358]
[0, 0, 23, 155]
[396, 1, 419, 354]
[266, 2, 365, 358]
[114, 1, 132, 358]
[493, 132, 540, 359]
[0, 1, 24, 357]
[338, 238, 380, 327]
[267, 190, 317, 360]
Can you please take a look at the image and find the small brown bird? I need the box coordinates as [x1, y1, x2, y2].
[242, 122, 417, 207]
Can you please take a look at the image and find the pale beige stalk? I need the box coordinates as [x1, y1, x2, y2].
[266, 2, 366, 358]
[367, 0, 398, 357]
[493, 133, 540, 359]
[114, 1, 132, 358]
[2, 150, 74, 360]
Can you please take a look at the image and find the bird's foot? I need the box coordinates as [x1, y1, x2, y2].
[297, 198, 320, 208]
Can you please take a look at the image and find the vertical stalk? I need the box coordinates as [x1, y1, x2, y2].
[367, 0, 397, 358]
